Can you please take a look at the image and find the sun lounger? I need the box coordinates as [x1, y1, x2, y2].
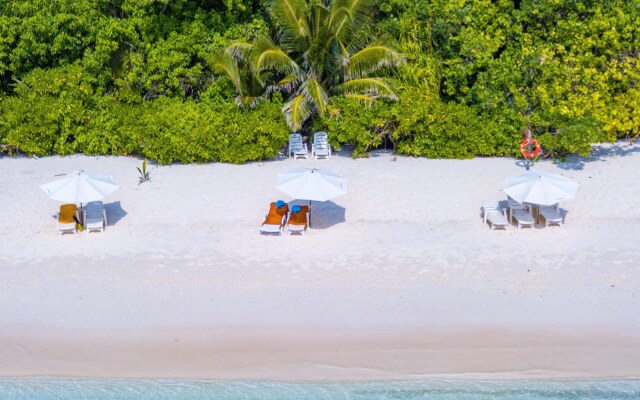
[507, 197, 528, 221]
[311, 132, 331, 159]
[481, 200, 501, 224]
[83, 201, 107, 233]
[539, 205, 564, 227]
[260, 201, 289, 235]
[288, 133, 308, 159]
[511, 208, 535, 229]
[57, 203, 79, 235]
[485, 209, 509, 230]
[288, 205, 310, 235]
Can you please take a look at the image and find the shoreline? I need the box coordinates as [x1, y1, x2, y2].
[1, 144, 639, 381]
[3, 327, 640, 381]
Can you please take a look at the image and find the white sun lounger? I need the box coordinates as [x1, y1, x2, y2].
[311, 132, 331, 159]
[288, 205, 310, 235]
[260, 221, 285, 235]
[511, 208, 535, 229]
[288, 133, 308, 159]
[481, 200, 501, 224]
[83, 201, 107, 233]
[485, 209, 509, 230]
[539, 205, 564, 227]
[57, 204, 79, 235]
[260, 214, 286, 235]
[260, 202, 288, 235]
[507, 197, 528, 222]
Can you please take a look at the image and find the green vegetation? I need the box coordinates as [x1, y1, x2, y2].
[0, 0, 638, 162]
[212, 0, 405, 131]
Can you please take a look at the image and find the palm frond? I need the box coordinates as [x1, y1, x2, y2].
[228, 42, 253, 62]
[251, 36, 301, 83]
[336, 77, 398, 100]
[346, 44, 406, 79]
[343, 93, 375, 107]
[271, 73, 302, 93]
[208, 50, 242, 91]
[282, 93, 314, 131]
[300, 78, 329, 118]
[310, 3, 330, 43]
[270, 0, 310, 52]
[236, 94, 266, 108]
[330, 0, 375, 47]
[328, 6, 352, 39]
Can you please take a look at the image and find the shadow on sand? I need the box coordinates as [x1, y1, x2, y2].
[289, 200, 346, 229]
[105, 201, 127, 226]
[555, 143, 640, 171]
[511, 143, 640, 171]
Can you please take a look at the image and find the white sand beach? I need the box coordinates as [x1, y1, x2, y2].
[0, 143, 639, 380]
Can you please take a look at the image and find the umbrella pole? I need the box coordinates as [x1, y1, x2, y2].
[309, 200, 312, 228]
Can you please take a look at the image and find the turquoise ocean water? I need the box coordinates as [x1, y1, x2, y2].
[0, 378, 639, 399]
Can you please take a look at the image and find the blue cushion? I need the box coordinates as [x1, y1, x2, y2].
[292, 205, 301, 213]
[276, 200, 286, 209]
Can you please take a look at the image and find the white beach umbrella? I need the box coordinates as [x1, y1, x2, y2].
[275, 167, 348, 227]
[503, 169, 579, 206]
[40, 170, 119, 204]
[276, 167, 348, 202]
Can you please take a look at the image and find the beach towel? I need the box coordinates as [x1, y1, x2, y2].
[264, 202, 289, 226]
[289, 205, 309, 226]
[269, 201, 289, 217]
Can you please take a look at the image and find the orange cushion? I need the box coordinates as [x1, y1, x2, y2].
[289, 205, 309, 225]
[264, 202, 288, 226]
[269, 202, 289, 216]
[58, 204, 77, 224]
[264, 212, 284, 225]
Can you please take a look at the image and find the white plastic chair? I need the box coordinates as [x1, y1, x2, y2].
[311, 132, 331, 159]
[83, 201, 107, 233]
[287, 205, 310, 235]
[288, 133, 308, 159]
[481, 200, 501, 224]
[507, 197, 528, 222]
[539, 204, 564, 227]
[260, 202, 288, 235]
[260, 217, 286, 235]
[57, 204, 79, 235]
[512, 208, 535, 229]
[486, 209, 509, 230]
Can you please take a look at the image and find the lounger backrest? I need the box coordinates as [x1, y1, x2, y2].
[264, 212, 285, 225]
[289, 205, 309, 225]
[264, 202, 288, 225]
[269, 202, 289, 216]
[59, 204, 78, 223]
[289, 134, 304, 152]
[85, 201, 104, 210]
[313, 132, 328, 147]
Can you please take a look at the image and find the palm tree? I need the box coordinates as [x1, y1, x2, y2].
[211, 0, 405, 131]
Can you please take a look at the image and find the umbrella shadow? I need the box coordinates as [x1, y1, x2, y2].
[104, 201, 128, 226]
[290, 200, 346, 229]
[311, 201, 346, 229]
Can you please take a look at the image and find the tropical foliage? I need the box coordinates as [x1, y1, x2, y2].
[211, 0, 406, 131]
[0, 0, 638, 163]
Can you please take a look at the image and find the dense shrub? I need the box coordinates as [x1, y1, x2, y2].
[0, 66, 288, 163]
[324, 91, 519, 159]
[136, 95, 288, 164]
[1, 0, 638, 162]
